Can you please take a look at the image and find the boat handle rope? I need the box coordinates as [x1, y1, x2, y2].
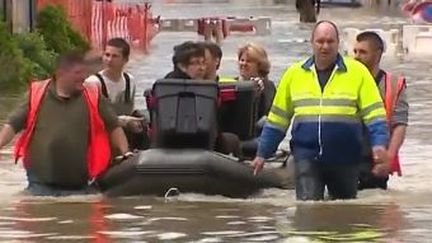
[164, 187, 180, 199]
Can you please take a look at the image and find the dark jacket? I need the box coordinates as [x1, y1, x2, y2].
[258, 79, 276, 118]
[164, 68, 192, 79]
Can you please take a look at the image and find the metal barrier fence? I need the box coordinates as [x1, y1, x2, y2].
[37, 0, 159, 51]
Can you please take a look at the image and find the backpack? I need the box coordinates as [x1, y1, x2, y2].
[94, 72, 131, 103]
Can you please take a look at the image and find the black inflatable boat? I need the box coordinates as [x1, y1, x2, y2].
[99, 149, 294, 198]
[99, 79, 294, 198]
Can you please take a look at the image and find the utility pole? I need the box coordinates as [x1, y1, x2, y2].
[102, 0, 107, 48]
[1, 0, 12, 32]
[0, 0, 4, 21]
[29, 0, 37, 31]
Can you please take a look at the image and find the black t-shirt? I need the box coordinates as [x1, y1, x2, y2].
[316, 64, 335, 92]
[375, 69, 385, 85]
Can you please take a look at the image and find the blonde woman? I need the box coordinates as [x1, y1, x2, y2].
[237, 42, 276, 119]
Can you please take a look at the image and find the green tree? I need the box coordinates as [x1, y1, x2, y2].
[0, 21, 31, 91]
[14, 32, 58, 80]
[0, 5, 91, 91]
[36, 5, 90, 54]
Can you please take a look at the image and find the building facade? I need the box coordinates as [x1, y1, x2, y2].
[1, 0, 36, 33]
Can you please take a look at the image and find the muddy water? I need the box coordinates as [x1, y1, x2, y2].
[0, 1, 431, 242]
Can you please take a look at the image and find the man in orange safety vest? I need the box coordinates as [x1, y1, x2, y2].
[0, 52, 132, 196]
[353, 31, 409, 190]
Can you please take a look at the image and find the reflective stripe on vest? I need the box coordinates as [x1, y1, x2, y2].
[384, 71, 406, 176]
[218, 76, 237, 83]
[13, 79, 112, 181]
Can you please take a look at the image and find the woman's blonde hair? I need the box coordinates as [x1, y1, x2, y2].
[237, 42, 271, 78]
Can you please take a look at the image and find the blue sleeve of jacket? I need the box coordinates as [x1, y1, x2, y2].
[256, 123, 286, 159]
[367, 120, 389, 147]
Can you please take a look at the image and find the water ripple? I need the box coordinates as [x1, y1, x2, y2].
[104, 213, 144, 220]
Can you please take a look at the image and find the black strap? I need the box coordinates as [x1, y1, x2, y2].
[94, 73, 109, 99]
[94, 72, 131, 103]
[123, 72, 131, 103]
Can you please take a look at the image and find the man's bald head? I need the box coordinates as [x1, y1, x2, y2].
[310, 20, 340, 70]
[311, 20, 339, 42]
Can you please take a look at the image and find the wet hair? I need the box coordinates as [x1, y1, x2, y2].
[56, 51, 85, 70]
[106, 38, 130, 59]
[237, 42, 271, 78]
[356, 31, 385, 53]
[311, 20, 339, 41]
[172, 41, 205, 66]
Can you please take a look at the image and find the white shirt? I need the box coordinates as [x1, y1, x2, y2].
[85, 70, 135, 104]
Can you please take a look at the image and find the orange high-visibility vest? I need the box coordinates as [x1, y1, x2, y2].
[14, 79, 112, 181]
[383, 71, 406, 177]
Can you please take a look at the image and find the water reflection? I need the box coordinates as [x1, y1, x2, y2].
[0, 197, 422, 242]
[0, 198, 111, 241]
[287, 204, 404, 240]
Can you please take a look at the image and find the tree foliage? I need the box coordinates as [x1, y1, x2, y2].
[0, 21, 32, 91]
[36, 5, 90, 54]
[0, 5, 90, 91]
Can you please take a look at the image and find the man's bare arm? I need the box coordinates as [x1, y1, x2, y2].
[0, 124, 17, 150]
[388, 125, 407, 159]
[110, 126, 129, 155]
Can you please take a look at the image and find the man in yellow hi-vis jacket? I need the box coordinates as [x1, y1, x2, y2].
[252, 21, 390, 201]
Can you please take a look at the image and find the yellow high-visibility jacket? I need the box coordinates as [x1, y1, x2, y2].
[257, 55, 389, 164]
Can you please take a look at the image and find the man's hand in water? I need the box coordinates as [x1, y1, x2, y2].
[252, 156, 265, 176]
[372, 146, 390, 177]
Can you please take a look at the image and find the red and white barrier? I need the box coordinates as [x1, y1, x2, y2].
[38, 0, 159, 51]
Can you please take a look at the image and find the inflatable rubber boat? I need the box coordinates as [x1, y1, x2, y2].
[98, 79, 294, 198]
[99, 149, 293, 198]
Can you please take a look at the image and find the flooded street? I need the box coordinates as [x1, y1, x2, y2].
[0, 0, 432, 242]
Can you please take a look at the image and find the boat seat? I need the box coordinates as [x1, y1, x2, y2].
[218, 81, 259, 141]
[147, 79, 219, 150]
